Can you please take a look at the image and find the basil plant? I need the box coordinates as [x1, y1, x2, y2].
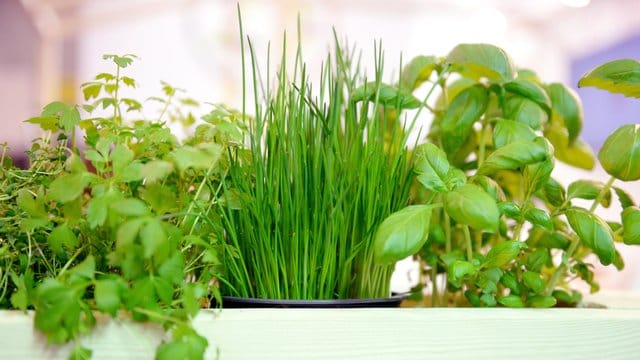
[374, 45, 640, 308]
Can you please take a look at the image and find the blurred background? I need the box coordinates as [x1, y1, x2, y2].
[2, 0, 640, 291]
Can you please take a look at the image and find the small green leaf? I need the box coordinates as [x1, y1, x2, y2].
[41, 101, 67, 117]
[523, 158, 555, 195]
[17, 189, 47, 218]
[445, 184, 500, 232]
[522, 271, 545, 294]
[94, 278, 125, 316]
[524, 208, 553, 231]
[400, 55, 439, 91]
[567, 180, 607, 202]
[69, 344, 92, 360]
[622, 206, 640, 245]
[500, 271, 521, 295]
[82, 82, 103, 100]
[110, 198, 149, 217]
[169, 143, 223, 172]
[351, 82, 421, 109]
[414, 143, 450, 192]
[441, 85, 489, 154]
[141, 160, 174, 183]
[448, 260, 477, 287]
[477, 137, 550, 175]
[578, 59, 640, 98]
[545, 124, 595, 170]
[613, 186, 635, 208]
[503, 96, 547, 130]
[503, 79, 551, 113]
[446, 43, 516, 81]
[48, 223, 79, 253]
[121, 76, 136, 87]
[374, 205, 433, 264]
[492, 118, 537, 149]
[565, 208, 616, 265]
[542, 178, 566, 207]
[527, 295, 557, 308]
[483, 241, 526, 268]
[598, 124, 640, 181]
[526, 248, 551, 273]
[498, 201, 521, 218]
[110, 143, 134, 174]
[60, 106, 81, 133]
[547, 83, 583, 144]
[140, 218, 168, 259]
[497, 295, 524, 308]
[48, 173, 92, 203]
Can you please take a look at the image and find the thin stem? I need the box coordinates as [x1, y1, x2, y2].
[589, 176, 616, 212]
[114, 65, 122, 124]
[463, 225, 473, 261]
[430, 266, 438, 307]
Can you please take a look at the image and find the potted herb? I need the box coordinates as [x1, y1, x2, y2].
[374, 44, 640, 308]
[0, 55, 244, 358]
[211, 25, 423, 304]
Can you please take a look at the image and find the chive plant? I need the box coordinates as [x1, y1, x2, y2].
[216, 30, 420, 299]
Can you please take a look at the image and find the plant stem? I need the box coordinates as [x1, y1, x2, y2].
[477, 121, 492, 166]
[463, 225, 473, 261]
[114, 65, 122, 124]
[431, 266, 438, 307]
[590, 176, 616, 212]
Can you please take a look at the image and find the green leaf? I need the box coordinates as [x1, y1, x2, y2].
[567, 180, 609, 204]
[414, 143, 450, 192]
[350, 82, 421, 109]
[503, 96, 547, 130]
[522, 271, 545, 294]
[552, 290, 581, 306]
[400, 55, 439, 91]
[9, 272, 31, 310]
[69, 255, 96, 282]
[69, 343, 92, 360]
[441, 85, 489, 154]
[445, 184, 500, 232]
[110, 143, 134, 174]
[24, 116, 59, 131]
[82, 82, 102, 100]
[483, 241, 526, 268]
[140, 160, 174, 183]
[374, 205, 433, 265]
[526, 248, 551, 272]
[524, 208, 553, 231]
[497, 295, 524, 308]
[17, 189, 47, 218]
[48, 223, 79, 253]
[598, 124, 640, 181]
[158, 252, 185, 285]
[622, 206, 640, 245]
[527, 295, 557, 308]
[152, 276, 173, 305]
[500, 271, 521, 295]
[41, 101, 67, 117]
[121, 76, 136, 87]
[140, 184, 177, 215]
[565, 208, 616, 265]
[578, 59, 640, 98]
[498, 201, 521, 218]
[169, 143, 223, 172]
[110, 198, 149, 217]
[140, 218, 168, 259]
[545, 124, 595, 170]
[446, 43, 516, 82]
[60, 106, 81, 133]
[542, 178, 566, 207]
[48, 173, 92, 203]
[613, 186, 635, 208]
[523, 158, 555, 195]
[448, 260, 477, 287]
[477, 137, 550, 175]
[503, 79, 551, 113]
[94, 278, 125, 316]
[103, 54, 136, 68]
[492, 118, 537, 149]
[547, 83, 583, 144]
[115, 219, 144, 252]
[480, 293, 497, 307]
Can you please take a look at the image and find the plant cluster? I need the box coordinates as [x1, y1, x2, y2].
[0, 54, 246, 359]
[374, 45, 640, 308]
[215, 32, 418, 300]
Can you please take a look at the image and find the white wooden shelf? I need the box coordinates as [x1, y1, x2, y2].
[1, 292, 639, 359]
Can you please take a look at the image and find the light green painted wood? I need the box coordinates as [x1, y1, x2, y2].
[1, 293, 639, 359]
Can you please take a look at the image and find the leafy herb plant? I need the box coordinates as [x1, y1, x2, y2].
[215, 25, 421, 299]
[1, 54, 244, 358]
[374, 45, 640, 307]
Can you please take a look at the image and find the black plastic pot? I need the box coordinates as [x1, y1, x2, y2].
[217, 293, 407, 308]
